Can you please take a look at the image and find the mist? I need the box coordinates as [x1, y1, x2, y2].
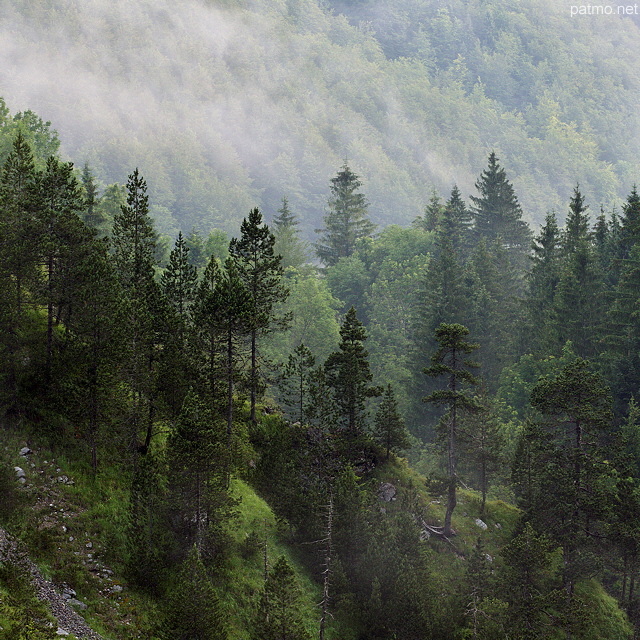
[1, 0, 637, 235]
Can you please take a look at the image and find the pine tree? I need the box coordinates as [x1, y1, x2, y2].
[470, 151, 531, 266]
[272, 196, 298, 233]
[423, 323, 479, 537]
[325, 307, 381, 436]
[315, 163, 375, 267]
[111, 169, 160, 455]
[161, 545, 227, 640]
[562, 185, 590, 255]
[253, 556, 310, 640]
[161, 232, 198, 320]
[278, 343, 316, 424]
[528, 359, 615, 601]
[80, 162, 106, 232]
[166, 390, 229, 554]
[525, 211, 562, 354]
[229, 208, 289, 422]
[372, 384, 409, 460]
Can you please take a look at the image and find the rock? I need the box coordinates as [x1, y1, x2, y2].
[494, 522, 502, 530]
[18, 477, 26, 484]
[102, 569, 114, 576]
[19, 447, 32, 456]
[110, 585, 123, 594]
[484, 553, 494, 563]
[474, 518, 488, 530]
[56, 629, 69, 637]
[62, 587, 76, 600]
[62, 525, 68, 533]
[86, 542, 93, 549]
[69, 536, 74, 542]
[68, 598, 87, 611]
[378, 482, 397, 502]
[14, 467, 25, 479]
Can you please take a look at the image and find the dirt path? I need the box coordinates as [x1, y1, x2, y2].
[0, 522, 104, 639]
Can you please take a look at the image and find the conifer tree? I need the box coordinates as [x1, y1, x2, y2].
[470, 151, 531, 267]
[525, 211, 561, 354]
[161, 232, 198, 320]
[111, 169, 160, 455]
[253, 556, 310, 640]
[80, 162, 107, 232]
[229, 208, 289, 422]
[562, 185, 590, 255]
[440, 184, 472, 255]
[38, 156, 86, 378]
[423, 323, 479, 537]
[528, 359, 615, 601]
[166, 390, 229, 554]
[619, 186, 640, 260]
[414, 188, 444, 232]
[0, 133, 39, 413]
[272, 196, 298, 233]
[278, 343, 316, 424]
[315, 163, 375, 267]
[372, 384, 409, 460]
[325, 307, 381, 436]
[161, 545, 227, 640]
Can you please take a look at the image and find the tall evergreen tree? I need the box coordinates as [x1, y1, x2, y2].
[619, 186, 640, 260]
[229, 208, 289, 422]
[277, 343, 316, 424]
[527, 359, 615, 604]
[470, 151, 531, 265]
[111, 169, 160, 455]
[272, 196, 298, 233]
[562, 185, 590, 255]
[80, 162, 107, 232]
[253, 556, 310, 640]
[325, 307, 381, 437]
[423, 323, 479, 537]
[315, 163, 375, 267]
[372, 384, 409, 460]
[161, 545, 227, 640]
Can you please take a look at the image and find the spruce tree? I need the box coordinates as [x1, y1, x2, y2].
[325, 306, 381, 436]
[562, 185, 590, 255]
[372, 384, 409, 460]
[423, 323, 479, 537]
[161, 545, 227, 640]
[278, 343, 316, 424]
[528, 359, 615, 601]
[80, 162, 107, 232]
[525, 211, 562, 354]
[315, 162, 375, 267]
[111, 169, 160, 455]
[619, 186, 640, 260]
[272, 196, 298, 233]
[470, 151, 531, 266]
[229, 208, 289, 422]
[253, 556, 310, 640]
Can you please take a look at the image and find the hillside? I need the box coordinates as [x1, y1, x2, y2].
[1, 0, 639, 236]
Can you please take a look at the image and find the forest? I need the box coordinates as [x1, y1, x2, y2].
[2, 1, 640, 639]
[1, 88, 640, 639]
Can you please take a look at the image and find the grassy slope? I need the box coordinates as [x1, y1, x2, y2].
[0, 428, 632, 639]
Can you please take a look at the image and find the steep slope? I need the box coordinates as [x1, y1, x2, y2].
[1, 0, 638, 237]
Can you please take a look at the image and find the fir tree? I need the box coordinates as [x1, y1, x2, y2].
[278, 343, 316, 424]
[272, 196, 298, 233]
[253, 556, 310, 640]
[562, 185, 590, 255]
[80, 162, 106, 232]
[423, 323, 479, 537]
[619, 185, 640, 260]
[470, 151, 531, 266]
[325, 307, 381, 436]
[372, 384, 409, 460]
[229, 208, 289, 422]
[315, 162, 375, 267]
[161, 545, 227, 640]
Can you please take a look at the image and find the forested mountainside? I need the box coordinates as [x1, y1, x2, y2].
[1, 0, 639, 236]
[3, 91, 640, 638]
